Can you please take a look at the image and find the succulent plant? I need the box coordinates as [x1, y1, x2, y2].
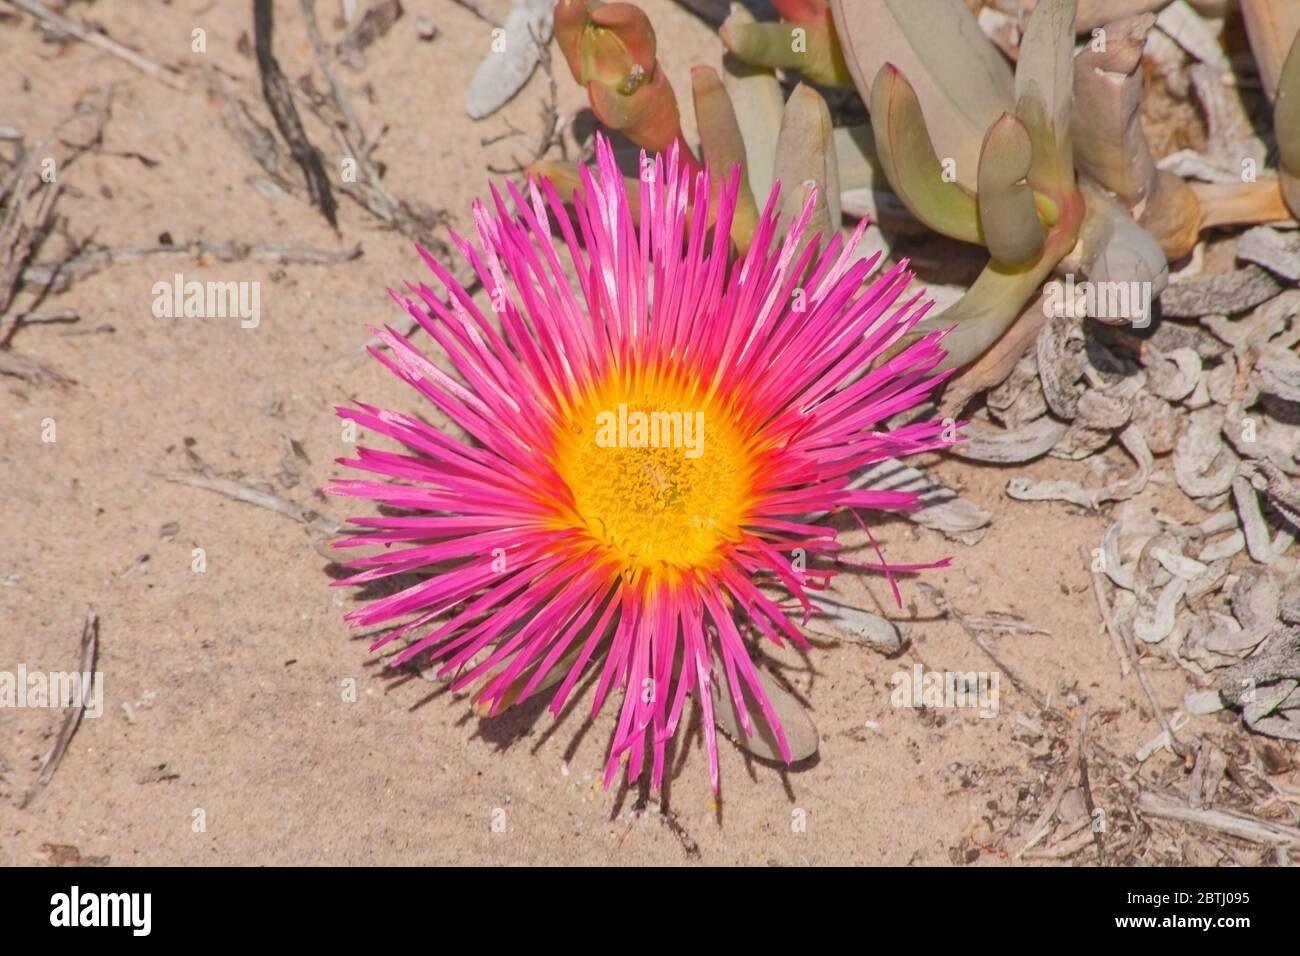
[554, 0, 698, 166]
[543, 0, 849, 257]
[834, 0, 1172, 370]
[539, 0, 1298, 376]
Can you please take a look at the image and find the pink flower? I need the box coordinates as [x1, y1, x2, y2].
[332, 135, 952, 791]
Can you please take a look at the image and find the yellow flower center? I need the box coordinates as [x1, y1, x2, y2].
[552, 368, 755, 575]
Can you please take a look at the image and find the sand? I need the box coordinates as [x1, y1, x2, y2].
[0, 0, 1236, 866]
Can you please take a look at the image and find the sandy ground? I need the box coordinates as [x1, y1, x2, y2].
[0, 0, 1231, 866]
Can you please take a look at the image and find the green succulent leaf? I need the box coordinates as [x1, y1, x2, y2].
[719, 12, 851, 88]
[977, 113, 1045, 266]
[917, 253, 1060, 372]
[831, 0, 1013, 190]
[869, 64, 981, 244]
[1277, 32, 1300, 189]
[1241, 0, 1300, 103]
[1014, 0, 1077, 196]
[691, 65, 760, 251]
[773, 83, 840, 245]
[721, 7, 785, 205]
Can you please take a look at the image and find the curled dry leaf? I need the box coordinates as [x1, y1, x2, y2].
[1230, 565, 1285, 631]
[1037, 312, 1086, 419]
[1220, 627, 1300, 740]
[1007, 422, 1153, 508]
[1173, 406, 1239, 499]
[1155, 0, 1230, 74]
[1253, 346, 1300, 404]
[1237, 225, 1300, 282]
[947, 415, 1067, 464]
[1232, 474, 1295, 564]
[1133, 392, 1178, 454]
[986, 350, 1047, 429]
[1142, 346, 1201, 402]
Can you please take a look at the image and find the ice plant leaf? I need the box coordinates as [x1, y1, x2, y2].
[977, 112, 1045, 266]
[555, 0, 697, 164]
[1070, 12, 1157, 206]
[721, 13, 784, 204]
[1191, 180, 1293, 229]
[1138, 170, 1201, 260]
[1241, 0, 1300, 103]
[332, 136, 952, 791]
[832, 0, 1014, 189]
[691, 65, 760, 251]
[525, 158, 643, 220]
[1277, 32, 1300, 216]
[918, 254, 1060, 371]
[1073, 182, 1169, 314]
[719, 0, 852, 88]
[869, 64, 981, 244]
[1014, 0, 1077, 196]
[773, 83, 840, 248]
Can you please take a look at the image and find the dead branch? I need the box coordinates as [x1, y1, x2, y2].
[20, 609, 99, 809]
[252, 0, 338, 229]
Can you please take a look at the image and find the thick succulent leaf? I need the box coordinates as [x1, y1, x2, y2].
[721, 6, 784, 205]
[1015, 0, 1078, 196]
[527, 159, 643, 220]
[554, 0, 587, 81]
[692, 65, 760, 251]
[978, 113, 1045, 265]
[913, 180, 1085, 370]
[1074, 0, 1170, 33]
[1278, 32, 1300, 204]
[1075, 181, 1169, 307]
[831, 0, 1013, 189]
[1071, 12, 1156, 205]
[719, 10, 852, 87]
[1241, 0, 1300, 103]
[586, 69, 683, 154]
[918, 253, 1060, 371]
[869, 64, 981, 243]
[774, 83, 840, 243]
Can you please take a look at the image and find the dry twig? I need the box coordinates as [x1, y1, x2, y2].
[20, 609, 99, 809]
